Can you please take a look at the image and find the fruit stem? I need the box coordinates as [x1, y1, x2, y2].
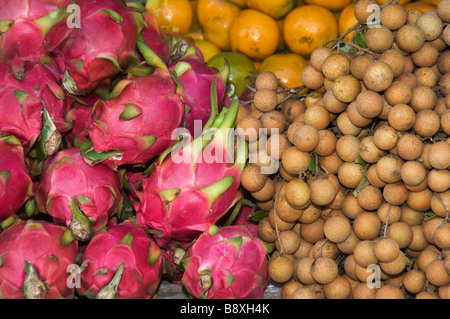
[96, 263, 125, 299]
[273, 180, 285, 256]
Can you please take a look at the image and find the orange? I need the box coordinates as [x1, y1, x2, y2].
[147, 0, 194, 35]
[283, 5, 339, 57]
[304, 0, 352, 11]
[229, 9, 280, 61]
[338, 3, 358, 44]
[259, 53, 309, 89]
[245, 0, 297, 19]
[403, 2, 437, 12]
[196, 0, 242, 51]
[207, 52, 257, 97]
[377, 0, 411, 5]
[193, 39, 221, 62]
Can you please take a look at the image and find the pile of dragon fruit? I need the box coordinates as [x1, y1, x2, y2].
[0, 0, 271, 299]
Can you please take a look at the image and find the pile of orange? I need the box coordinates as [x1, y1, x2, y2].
[146, 0, 439, 92]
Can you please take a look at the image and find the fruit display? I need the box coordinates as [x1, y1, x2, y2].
[0, 0, 448, 301]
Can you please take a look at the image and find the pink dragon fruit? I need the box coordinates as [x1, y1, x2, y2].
[0, 219, 78, 299]
[230, 203, 259, 238]
[134, 93, 248, 246]
[80, 42, 185, 171]
[181, 225, 271, 299]
[77, 220, 163, 299]
[50, 0, 139, 95]
[35, 147, 123, 241]
[0, 136, 33, 225]
[0, 0, 71, 21]
[169, 49, 230, 137]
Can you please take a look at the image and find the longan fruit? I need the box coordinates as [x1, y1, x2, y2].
[281, 146, 310, 175]
[353, 212, 381, 241]
[381, 3, 408, 30]
[336, 111, 363, 136]
[353, 240, 378, 269]
[310, 239, 339, 260]
[375, 285, 405, 299]
[285, 179, 311, 209]
[304, 105, 330, 130]
[387, 221, 413, 249]
[438, 0, 450, 23]
[309, 178, 337, 206]
[323, 215, 351, 244]
[322, 53, 351, 81]
[354, 0, 380, 24]
[431, 191, 450, 218]
[434, 223, 450, 250]
[268, 207, 296, 231]
[320, 151, 344, 175]
[310, 47, 333, 72]
[359, 135, 386, 164]
[379, 250, 407, 276]
[428, 141, 450, 169]
[415, 11, 443, 41]
[374, 237, 400, 263]
[301, 65, 325, 91]
[377, 203, 401, 225]
[415, 291, 440, 299]
[299, 217, 325, 244]
[407, 224, 429, 252]
[396, 133, 424, 161]
[396, 24, 426, 53]
[407, 8, 423, 25]
[257, 217, 277, 243]
[275, 196, 303, 223]
[365, 25, 394, 53]
[425, 259, 450, 287]
[367, 165, 387, 189]
[417, 245, 442, 272]
[255, 71, 278, 91]
[323, 276, 352, 299]
[406, 187, 433, 212]
[437, 48, 450, 74]
[260, 110, 287, 136]
[384, 80, 412, 106]
[250, 178, 275, 202]
[376, 154, 404, 184]
[410, 85, 437, 112]
[292, 124, 319, 152]
[295, 257, 316, 285]
[323, 89, 348, 114]
[439, 72, 450, 96]
[352, 282, 377, 299]
[298, 203, 322, 224]
[336, 135, 361, 163]
[290, 287, 319, 299]
[441, 110, 450, 135]
[350, 54, 374, 80]
[428, 169, 450, 193]
[400, 160, 427, 187]
[373, 124, 398, 151]
[363, 60, 394, 92]
[310, 257, 339, 285]
[281, 99, 305, 123]
[379, 49, 406, 77]
[266, 133, 290, 160]
[293, 239, 313, 259]
[357, 185, 383, 211]
[253, 88, 278, 112]
[355, 90, 384, 119]
[403, 269, 427, 295]
[281, 280, 303, 299]
[241, 164, 267, 192]
[337, 162, 365, 189]
[413, 110, 441, 138]
[395, 72, 418, 89]
[236, 115, 263, 142]
[276, 230, 301, 255]
[314, 130, 336, 157]
[387, 103, 416, 132]
[414, 67, 439, 88]
[332, 75, 362, 104]
[346, 101, 372, 128]
[411, 42, 440, 67]
[268, 255, 294, 283]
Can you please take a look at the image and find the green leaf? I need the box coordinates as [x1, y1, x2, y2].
[353, 177, 370, 198]
[250, 210, 269, 223]
[353, 32, 367, 49]
[355, 156, 367, 168]
[308, 153, 316, 172]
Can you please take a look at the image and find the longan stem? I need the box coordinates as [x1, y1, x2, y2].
[383, 204, 391, 238]
[433, 192, 449, 221]
[274, 180, 286, 256]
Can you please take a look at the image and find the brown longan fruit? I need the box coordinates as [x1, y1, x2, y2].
[407, 8, 423, 25]
[276, 230, 301, 255]
[337, 162, 365, 189]
[354, 0, 380, 24]
[396, 133, 424, 161]
[414, 67, 439, 88]
[281, 280, 303, 299]
[353, 240, 378, 268]
[379, 49, 406, 77]
[406, 187, 433, 212]
[426, 259, 450, 287]
[336, 135, 361, 163]
[281, 99, 305, 123]
[241, 164, 267, 192]
[410, 85, 437, 112]
[286, 121, 304, 144]
[437, 48, 450, 74]
[322, 53, 351, 81]
[309, 178, 337, 206]
[357, 185, 383, 211]
[350, 54, 374, 80]
[363, 60, 395, 92]
[290, 287, 319, 299]
[336, 229, 361, 255]
[411, 42, 440, 67]
[268, 207, 296, 231]
[310, 239, 339, 260]
[250, 178, 275, 202]
[253, 88, 278, 112]
[400, 160, 427, 187]
[379, 250, 407, 276]
[395, 72, 418, 89]
[408, 225, 428, 252]
[314, 130, 336, 157]
[323, 276, 352, 299]
[377, 203, 401, 225]
[384, 81, 412, 106]
[352, 282, 377, 299]
[438, 0, 450, 23]
[323, 215, 351, 244]
[376, 154, 404, 184]
[439, 72, 450, 96]
[310, 257, 339, 285]
[310, 47, 333, 72]
[387, 221, 413, 249]
[387, 103, 416, 132]
[428, 169, 450, 193]
[442, 110, 450, 135]
[260, 110, 287, 136]
[298, 203, 322, 224]
[434, 223, 450, 250]
[332, 75, 362, 104]
[417, 245, 442, 272]
[428, 141, 450, 170]
[336, 111, 363, 136]
[403, 269, 426, 295]
[346, 101, 372, 128]
[292, 124, 319, 152]
[295, 257, 316, 285]
[365, 25, 394, 53]
[285, 179, 311, 209]
[375, 285, 405, 299]
[413, 110, 441, 138]
[266, 133, 290, 160]
[320, 151, 344, 175]
[255, 71, 278, 91]
[323, 90, 348, 114]
[373, 124, 398, 151]
[236, 115, 263, 142]
[401, 206, 424, 227]
[381, 3, 408, 30]
[281, 146, 310, 175]
[374, 237, 400, 263]
[257, 217, 277, 243]
[359, 135, 386, 164]
[431, 191, 450, 218]
[268, 255, 294, 283]
[415, 11, 443, 41]
[353, 212, 381, 241]
[367, 164, 387, 188]
[275, 196, 303, 223]
[355, 90, 383, 119]
[304, 105, 330, 130]
[299, 217, 325, 244]
[396, 24, 426, 53]
[301, 65, 325, 91]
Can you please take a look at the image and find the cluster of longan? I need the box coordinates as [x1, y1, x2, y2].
[239, 0, 450, 299]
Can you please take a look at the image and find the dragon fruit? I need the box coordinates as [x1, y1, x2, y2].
[0, 136, 33, 225]
[161, 239, 190, 284]
[0, 219, 78, 299]
[80, 42, 185, 171]
[0, 4, 68, 63]
[181, 225, 270, 299]
[134, 91, 248, 246]
[35, 147, 123, 241]
[50, 0, 139, 95]
[169, 49, 230, 137]
[77, 220, 163, 299]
